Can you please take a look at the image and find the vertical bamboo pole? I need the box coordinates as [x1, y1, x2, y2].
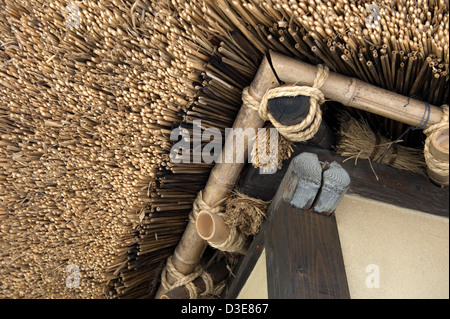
[155, 56, 279, 298]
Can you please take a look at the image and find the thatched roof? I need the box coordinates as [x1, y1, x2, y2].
[0, 0, 448, 298]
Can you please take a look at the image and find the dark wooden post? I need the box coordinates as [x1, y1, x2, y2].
[265, 152, 351, 299]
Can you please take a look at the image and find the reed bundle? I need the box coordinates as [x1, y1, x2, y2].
[224, 190, 270, 236]
[0, 0, 447, 298]
[336, 113, 427, 175]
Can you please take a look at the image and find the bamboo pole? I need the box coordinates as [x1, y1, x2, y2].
[155, 56, 279, 298]
[196, 211, 249, 254]
[269, 51, 445, 129]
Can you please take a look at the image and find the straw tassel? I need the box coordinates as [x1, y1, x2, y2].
[336, 113, 427, 175]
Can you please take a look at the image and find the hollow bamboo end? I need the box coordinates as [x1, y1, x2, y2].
[196, 211, 230, 244]
[427, 124, 449, 187]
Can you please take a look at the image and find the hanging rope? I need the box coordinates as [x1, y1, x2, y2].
[242, 64, 329, 142]
[423, 104, 449, 180]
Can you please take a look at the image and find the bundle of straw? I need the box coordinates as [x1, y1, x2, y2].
[251, 124, 294, 173]
[224, 190, 270, 236]
[336, 114, 427, 175]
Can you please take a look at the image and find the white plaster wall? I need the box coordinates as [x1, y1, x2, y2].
[237, 194, 449, 299]
[237, 249, 268, 299]
[335, 194, 449, 299]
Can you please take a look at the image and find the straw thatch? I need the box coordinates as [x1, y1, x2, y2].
[0, 0, 448, 298]
[336, 113, 427, 175]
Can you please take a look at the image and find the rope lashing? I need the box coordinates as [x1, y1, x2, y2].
[242, 64, 330, 142]
[423, 104, 449, 178]
[191, 191, 247, 253]
[189, 190, 225, 224]
[206, 219, 247, 253]
[160, 255, 214, 299]
[161, 191, 245, 299]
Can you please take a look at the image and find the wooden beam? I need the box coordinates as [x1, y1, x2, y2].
[264, 152, 350, 298]
[265, 200, 350, 298]
[226, 152, 351, 299]
[267, 95, 336, 149]
[227, 144, 448, 298]
[239, 144, 449, 218]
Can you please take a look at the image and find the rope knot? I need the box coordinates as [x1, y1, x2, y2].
[242, 64, 329, 142]
[190, 190, 225, 223]
[243, 65, 329, 172]
[160, 255, 215, 299]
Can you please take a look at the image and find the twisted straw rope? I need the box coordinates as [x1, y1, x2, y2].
[189, 190, 225, 224]
[242, 64, 329, 142]
[423, 105, 449, 177]
[191, 191, 247, 253]
[161, 191, 241, 299]
[160, 255, 214, 299]
[206, 218, 247, 253]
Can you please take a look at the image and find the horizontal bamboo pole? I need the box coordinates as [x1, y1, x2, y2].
[269, 51, 445, 129]
[155, 56, 279, 298]
[270, 51, 448, 186]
